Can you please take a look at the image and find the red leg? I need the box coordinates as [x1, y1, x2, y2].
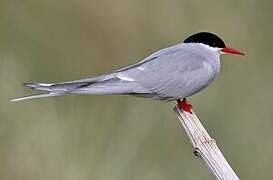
[177, 98, 193, 114]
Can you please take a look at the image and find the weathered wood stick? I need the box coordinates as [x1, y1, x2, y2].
[173, 106, 239, 180]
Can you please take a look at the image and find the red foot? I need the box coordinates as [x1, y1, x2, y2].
[177, 98, 193, 114]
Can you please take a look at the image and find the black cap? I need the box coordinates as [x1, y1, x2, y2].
[184, 32, 226, 48]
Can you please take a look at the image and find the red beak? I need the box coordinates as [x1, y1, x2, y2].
[221, 46, 245, 56]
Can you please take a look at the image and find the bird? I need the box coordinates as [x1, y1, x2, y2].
[11, 32, 245, 113]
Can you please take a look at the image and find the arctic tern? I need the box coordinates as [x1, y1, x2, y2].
[11, 32, 245, 113]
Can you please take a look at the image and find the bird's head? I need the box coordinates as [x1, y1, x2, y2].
[184, 32, 245, 56]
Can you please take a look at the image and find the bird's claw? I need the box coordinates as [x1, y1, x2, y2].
[177, 98, 193, 114]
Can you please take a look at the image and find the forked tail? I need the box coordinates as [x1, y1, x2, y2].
[11, 74, 150, 102]
[11, 82, 66, 102]
[11, 92, 63, 102]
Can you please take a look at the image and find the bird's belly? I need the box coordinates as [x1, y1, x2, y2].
[183, 79, 212, 97]
[180, 73, 217, 98]
[162, 69, 218, 100]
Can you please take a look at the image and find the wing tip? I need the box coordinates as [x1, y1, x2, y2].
[23, 82, 36, 89]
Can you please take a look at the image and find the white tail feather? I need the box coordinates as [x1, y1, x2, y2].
[10, 93, 63, 102]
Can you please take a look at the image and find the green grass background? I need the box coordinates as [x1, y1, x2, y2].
[1, 0, 273, 179]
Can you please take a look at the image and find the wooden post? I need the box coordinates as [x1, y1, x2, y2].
[173, 106, 239, 180]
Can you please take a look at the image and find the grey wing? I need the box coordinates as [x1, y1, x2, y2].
[41, 43, 185, 92]
[115, 43, 184, 72]
[120, 50, 216, 100]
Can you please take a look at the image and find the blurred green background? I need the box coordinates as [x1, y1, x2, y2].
[1, 0, 273, 179]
